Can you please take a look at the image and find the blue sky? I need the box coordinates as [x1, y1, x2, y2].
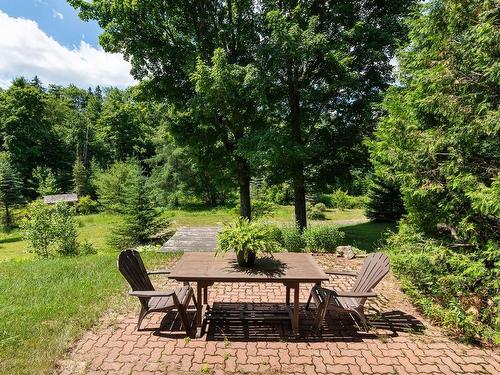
[0, 0, 101, 48]
[0, 0, 134, 88]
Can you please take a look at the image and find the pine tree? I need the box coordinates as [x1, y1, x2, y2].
[365, 174, 405, 222]
[0, 152, 23, 229]
[109, 161, 167, 248]
[72, 158, 91, 197]
[32, 166, 59, 197]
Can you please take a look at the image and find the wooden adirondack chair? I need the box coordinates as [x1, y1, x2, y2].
[306, 252, 390, 332]
[118, 249, 196, 333]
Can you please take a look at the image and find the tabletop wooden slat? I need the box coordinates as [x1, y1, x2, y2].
[168, 253, 329, 283]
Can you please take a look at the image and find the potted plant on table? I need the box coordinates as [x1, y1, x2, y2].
[216, 218, 280, 267]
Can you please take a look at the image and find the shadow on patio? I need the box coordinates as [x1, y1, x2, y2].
[149, 302, 425, 342]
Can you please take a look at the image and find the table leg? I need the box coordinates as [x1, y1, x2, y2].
[195, 282, 203, 338]
[292, 283, 300, 335]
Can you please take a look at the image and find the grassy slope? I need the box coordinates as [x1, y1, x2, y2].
[0, 251, 177, 375]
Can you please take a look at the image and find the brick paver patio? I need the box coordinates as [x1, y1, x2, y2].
[57, 255, 499, 374]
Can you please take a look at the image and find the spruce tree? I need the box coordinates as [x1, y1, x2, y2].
[109, 161, 166, 248]
[365, 174, 405, 222]
[0, 152, 23, 229]
[72, 158, 91, 197]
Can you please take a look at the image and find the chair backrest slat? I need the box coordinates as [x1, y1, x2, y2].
[352, 252, 390, 294]
[118, 250, 154, 292]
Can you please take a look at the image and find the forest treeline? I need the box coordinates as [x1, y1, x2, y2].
[0, 76, 241, 207]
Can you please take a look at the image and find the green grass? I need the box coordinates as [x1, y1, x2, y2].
[0, 251, 178, 375]
[0, 206, 391, 374]
[0, 213, 121, 262]
[339, 221, 396, 252]
[164, 205, 367, 227]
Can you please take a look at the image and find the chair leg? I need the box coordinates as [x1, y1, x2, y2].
[137, 306, 148, 331]
[177, 305, 191, 335]
[349, 309, 369, 332]
[305, 291, 313, 310]
[356, 311, 369, 332]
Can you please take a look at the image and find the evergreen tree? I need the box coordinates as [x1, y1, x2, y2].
[32, 166, 59, 197]
[370, 0, 500, 247]
[72, 158, 91, 197]
[0, 152, 23, 229]
[109, 161, 166, 248]
[365, 174, 405, 222]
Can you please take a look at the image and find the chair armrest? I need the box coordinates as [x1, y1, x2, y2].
[147, 269, 171, 275]
[332, 291, 378, 298]
[325, 270, 358, 277]
[129, 290, 175, 298]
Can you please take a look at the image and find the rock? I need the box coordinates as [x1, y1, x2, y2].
[336, 245, 356, 259]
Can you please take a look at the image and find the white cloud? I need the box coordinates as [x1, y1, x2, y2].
[0, 11, 135, 89]
[52, 9, 64, 20]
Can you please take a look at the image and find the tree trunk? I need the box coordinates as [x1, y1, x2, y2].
[293, 168, 307, 232]
[4, 203, 11, 229]
[237, 158, 251, 220]
[288, 61, 307, 231]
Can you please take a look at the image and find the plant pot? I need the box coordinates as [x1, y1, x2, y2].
[237, 251, 256, 267]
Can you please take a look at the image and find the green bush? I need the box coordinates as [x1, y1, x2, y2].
[75, 195, 99, 215]
[217, 218, 281, 261]
[319, 190, 368, 210]
[307, 204, 326, 220]
[303, 225, 345, 252]
[314, 203, 327, 212]
[251, 200, 275, 219]
[21, 200, 90, 257]
[387, 224, 499, 344]
[279, 226, 306, 252]
[79, 239, 97, 255]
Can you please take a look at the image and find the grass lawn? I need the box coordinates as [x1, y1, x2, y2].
[0, 251, 178, 375]
[0, 205, 392, 374]
[0, 213, 120, 262]
[164, 205, 367, 227]
[339, 221, 397, 252]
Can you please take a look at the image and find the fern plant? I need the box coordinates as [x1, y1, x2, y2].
[216, 218, 280, 265]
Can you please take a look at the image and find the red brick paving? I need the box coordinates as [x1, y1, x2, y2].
[57, 255, 499, 374]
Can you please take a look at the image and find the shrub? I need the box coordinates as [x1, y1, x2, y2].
[217, 218, 281, 261]
[75, 195, 98, 215]
[319, 190, 368, 209]
[21, 200, 89, 257]
[79, 240, 97, 255]
[303, 225, 345, 252]
[387, 224, 499, 344]
[314, 203, 327, 212]
[251, 200, 275, 219]
[279, 226, 306, 252]
[307, 204, 326, 220]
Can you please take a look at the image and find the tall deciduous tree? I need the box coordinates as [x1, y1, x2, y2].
[68, 0, 262, 219]
[0, 78, 61, 193]
[257, 0, 415, 230]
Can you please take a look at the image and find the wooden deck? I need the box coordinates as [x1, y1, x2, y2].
[160, 226, 221, 252]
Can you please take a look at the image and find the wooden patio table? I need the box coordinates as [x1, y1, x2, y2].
[168, 252, 329, 337]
